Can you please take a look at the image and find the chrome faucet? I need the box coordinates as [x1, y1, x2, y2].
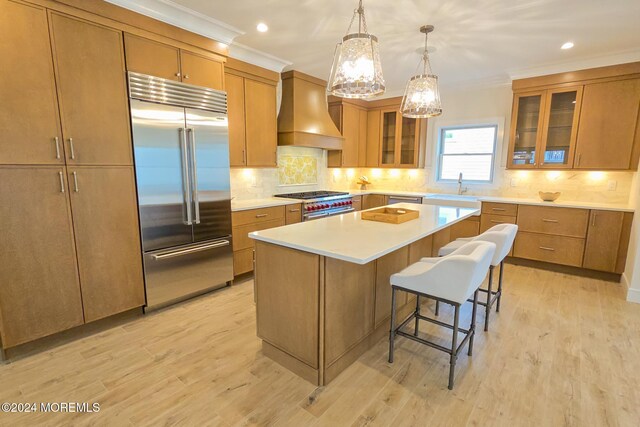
[457, 172, 468, 195]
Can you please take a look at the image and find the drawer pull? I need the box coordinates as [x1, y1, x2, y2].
[490, 220, 506, 224]
[539, 246, 555, 251]
[492, 208, 506, 211]
[255, 214, 268, 218]
[542, 218, 558, 223]
[289, 209, 300, 213]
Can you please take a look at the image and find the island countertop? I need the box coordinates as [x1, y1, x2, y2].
[249, 203, 479, 264]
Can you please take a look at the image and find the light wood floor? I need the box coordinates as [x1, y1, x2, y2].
[1, 264, 640, 426]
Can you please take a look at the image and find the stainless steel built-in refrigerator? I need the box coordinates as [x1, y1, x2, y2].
[128, 72, 233, 310]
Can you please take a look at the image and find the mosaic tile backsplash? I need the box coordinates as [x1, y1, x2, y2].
[278, 154, 317, 185]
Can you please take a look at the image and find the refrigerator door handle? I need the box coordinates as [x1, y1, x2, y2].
[151, 240, 230, 260]
[179, 128, 193, 225]
[187, 128, 201, 224]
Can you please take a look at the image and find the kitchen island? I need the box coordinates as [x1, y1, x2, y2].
[249, 203, 479, 385]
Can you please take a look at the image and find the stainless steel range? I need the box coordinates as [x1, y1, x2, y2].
[274, 191, 354, 221]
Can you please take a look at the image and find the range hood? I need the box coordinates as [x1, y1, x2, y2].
[278, 70, 344, 150]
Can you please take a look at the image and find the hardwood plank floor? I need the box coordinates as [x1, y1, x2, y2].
[1, 264, 640, 426]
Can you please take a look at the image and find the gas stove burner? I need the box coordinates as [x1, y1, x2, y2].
[274, 190, 349, 200]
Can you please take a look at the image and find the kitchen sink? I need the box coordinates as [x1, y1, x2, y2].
[422, 194, 481, 209]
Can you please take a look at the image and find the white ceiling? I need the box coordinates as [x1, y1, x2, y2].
[144, 0, 640, 94]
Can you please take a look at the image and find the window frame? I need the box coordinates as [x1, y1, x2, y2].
[436, 123, 499, 184]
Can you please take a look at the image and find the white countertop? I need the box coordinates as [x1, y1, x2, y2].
[231, 197, 301, 212]
[232, 191, 634, 212]
[249, 203, 479, 264]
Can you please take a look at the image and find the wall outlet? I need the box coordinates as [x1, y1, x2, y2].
[607, 180, 617, 191]
[510, 178, 518, 187]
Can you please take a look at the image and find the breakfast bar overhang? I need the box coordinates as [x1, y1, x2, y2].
[249, 203, 480, 385]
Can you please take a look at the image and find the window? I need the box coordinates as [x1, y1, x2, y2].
[437, 125, 498, 182]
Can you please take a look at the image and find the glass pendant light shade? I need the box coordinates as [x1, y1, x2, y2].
[328, 1, 385, 99]
[401, 25, 442, 118]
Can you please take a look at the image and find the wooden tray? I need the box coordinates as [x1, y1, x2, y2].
[361, 207, 420, 224]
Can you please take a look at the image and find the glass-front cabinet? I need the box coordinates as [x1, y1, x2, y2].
[379, 109, 422, 168]
[508, 86, 582, 169]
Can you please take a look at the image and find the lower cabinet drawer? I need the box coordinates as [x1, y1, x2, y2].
[233, 248, 254, 275]
[232, 218, 285, 251]
[513, 232, 585, 267]
[480, 213, 516, 233]
[517, 205, 589, 237]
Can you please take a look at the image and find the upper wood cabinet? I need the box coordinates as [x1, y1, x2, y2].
[50, 13, 132, 166]
[0, 1, 63, 165]
[0, 166, 84, 348]
[124, 33, 181, 81]
[574, 79, 640, 170]
[508, 86, 582, 169]
[509, 64, 640, 170]
[67, 166, 145, 322]
[124, 33, 224, 91]
[327, 101, 368, 167]
[226, 65, 278, 167]
[377, 108, 423, 168]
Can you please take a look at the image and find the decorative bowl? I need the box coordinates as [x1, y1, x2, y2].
[538, 191, 561, 202]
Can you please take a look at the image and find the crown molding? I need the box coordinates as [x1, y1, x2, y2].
[104, 0, 244, 45]
[229, 43, 291, 73]
[509, 48, 640, 81]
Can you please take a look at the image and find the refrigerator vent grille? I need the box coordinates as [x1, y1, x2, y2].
[128, 72, 227, 113]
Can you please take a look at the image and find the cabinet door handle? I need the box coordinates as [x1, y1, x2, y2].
[542, 218, 558, 223]
[72, 171, 79, 192]
[289, 209, 300, 213]
[576, 153, 581, 167]
[539, 246, 555, 251]
[58, 171, 65, 193]
[592, 213, 597, 227]
[175, 72, 181, 77]
[255, 214, 268, 218]
[68, 137, 75, 160]
[184, 74, 190, 79]
[242, 149, 246, 164]
[53, 137, 61, 159]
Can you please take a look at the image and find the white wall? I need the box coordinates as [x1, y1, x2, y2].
[624, 172, 640, 302]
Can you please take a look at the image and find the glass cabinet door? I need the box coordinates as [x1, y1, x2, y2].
[399, 116, 419, 166]
[380, 110, 397, 166]
[538, 87, 582, 168]
[510, 93, 544, 168]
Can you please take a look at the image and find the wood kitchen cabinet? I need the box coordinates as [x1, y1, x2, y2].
[285, 204, 303, 224]
[67, 166, 145, 322]
[0, 167, 84, 348]
[574, 79, 640, 170]
[508, 86, 582, 169]
[50, 13, 132, 166]
[362, 194, 388, 210]
[509, 63, 640, 170]
[124, 33, 224, 91]
[582, 210, 632, 273]
[0, 1, 63, 165]
[327, 100, 368, 167]
[225, 62, 279, 167]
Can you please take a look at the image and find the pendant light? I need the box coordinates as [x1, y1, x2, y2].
[327, 0, 385, 99]
[400, 25, 442, 118]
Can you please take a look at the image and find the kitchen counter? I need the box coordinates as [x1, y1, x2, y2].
[249, 203, 478, 264]
[231, 191, 634, 213]
[231, 197, 301, 212]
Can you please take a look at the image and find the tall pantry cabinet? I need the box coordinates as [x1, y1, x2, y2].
[0, 1, 144, 349]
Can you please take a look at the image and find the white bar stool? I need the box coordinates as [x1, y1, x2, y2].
[388, 241, 496, 390]
[432, 223, 518, 331]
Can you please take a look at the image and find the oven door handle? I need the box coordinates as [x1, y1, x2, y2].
[305, 212, 329, 220]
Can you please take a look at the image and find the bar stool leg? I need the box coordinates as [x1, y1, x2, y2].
[388, 287, 397, 363]
[435, 300, 440, 316]
[414, 295, 420, 336]
[448, 304, 460, 390]
[484, 265, 494, 332]
[468, 289, 479, 356]
[496, 261, 504, 312]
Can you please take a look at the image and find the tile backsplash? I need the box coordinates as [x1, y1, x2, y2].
[230, 147, 634, 206]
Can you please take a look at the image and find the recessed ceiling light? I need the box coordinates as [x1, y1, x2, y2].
[257, 22, 268, 33]
[561, 41, 574, 50]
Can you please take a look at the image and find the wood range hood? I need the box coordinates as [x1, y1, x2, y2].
[277, 70, 344, 150]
